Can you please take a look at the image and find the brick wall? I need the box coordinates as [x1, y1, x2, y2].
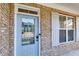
[0, 3, 79, 56]
[9, 4, 14, 56]
[8, 3, 53, 56]
[22, 3, 53, 53]
[0, 4, 10, 56]
[9, 3, 79, 56]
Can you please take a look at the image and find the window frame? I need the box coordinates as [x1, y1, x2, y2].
[59, 14, 76, 44]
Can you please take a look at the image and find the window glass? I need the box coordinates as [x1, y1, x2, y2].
[18, 8, 38, 15]
[22, 18, 35, 45]
[67, 17, 75, 29]
[59, 15, 66, 28]
[68, 30, 74, 41]
[59, 30, 66, 43]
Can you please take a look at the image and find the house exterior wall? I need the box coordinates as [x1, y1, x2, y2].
[0, 3, 79, 56]
[10, 3, 53, 56]
[9, 4, 14, 56]
[0, 4, 10, 56]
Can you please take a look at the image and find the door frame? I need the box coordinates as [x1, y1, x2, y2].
[14, 4, 41, 56]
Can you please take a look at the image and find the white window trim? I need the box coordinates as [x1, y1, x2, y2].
[76, 17, 79, 42]
[59, 15, 75, 43]
[52, 13, 76, 46]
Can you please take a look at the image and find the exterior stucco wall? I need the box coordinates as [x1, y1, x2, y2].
[0, 3, 79, 56]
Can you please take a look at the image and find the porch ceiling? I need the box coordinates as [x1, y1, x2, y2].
[39, 3, 79, 16]
[57, 3, 79, 12]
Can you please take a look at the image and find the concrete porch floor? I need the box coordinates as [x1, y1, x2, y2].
[63, 49, 79, 56]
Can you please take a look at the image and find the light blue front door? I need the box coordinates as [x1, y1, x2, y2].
[16, 14, 39, 56]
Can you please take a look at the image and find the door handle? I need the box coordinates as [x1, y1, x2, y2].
[36, 33, 41, 39]
[36, 35, 39, 39]
[38, 33, 41, 36]
[36, 33, 41, 41]
[36, 35, 39, 41]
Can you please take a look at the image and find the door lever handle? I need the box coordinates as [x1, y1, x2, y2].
[39, 33, 41, 36]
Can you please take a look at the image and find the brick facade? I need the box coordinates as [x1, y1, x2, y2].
[0, 3, 79, 56]
[9, 4, 14, 56]
[0, 4, 10, 56]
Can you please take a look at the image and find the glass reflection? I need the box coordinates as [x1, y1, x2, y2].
[67, 17, 74, 29]
[22, 18, 35, 45]
[59, 15, 66, 28]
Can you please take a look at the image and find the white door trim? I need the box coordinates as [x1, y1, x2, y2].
[14, 4, 41, 56]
